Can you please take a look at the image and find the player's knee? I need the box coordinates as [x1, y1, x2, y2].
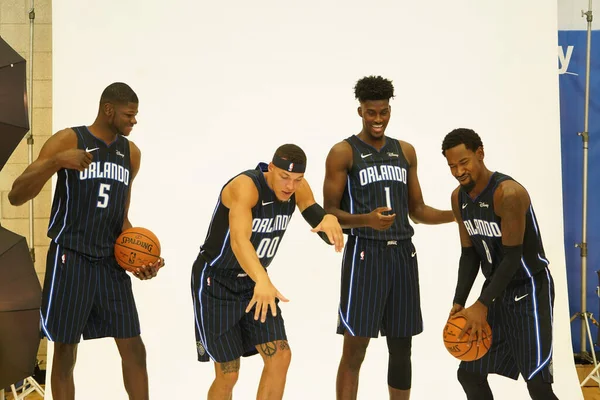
[342, 336, 369, 369]
[116, 336, 147, 368]
[215, 371, 239, 390]
[52, 342, 78, 374]
[526, 373, 557, 400]
[387, 337, 411, 390]
[263, 341, 292, 371]
[457, 369, 493, 400]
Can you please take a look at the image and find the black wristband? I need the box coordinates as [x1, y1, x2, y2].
[302, 203, 332, 245]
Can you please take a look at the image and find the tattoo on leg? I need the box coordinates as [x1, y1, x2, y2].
[259, 341, 278, 358]
[279, 340, 290, 351]
[220, 359, 240, 374]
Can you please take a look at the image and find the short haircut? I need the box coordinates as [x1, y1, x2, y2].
[274, 144, 307, 165]
[354, 75, 394, 102]
[100, 82, 138, 105]
[441, 128, 483, 156]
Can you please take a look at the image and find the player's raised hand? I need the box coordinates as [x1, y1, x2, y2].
[311, 214, 344, 252]
[54, 149, 93, 171]
[455, 301, 488, 346]
[368, 207, 396, 230]
[246, 277, 289, 323]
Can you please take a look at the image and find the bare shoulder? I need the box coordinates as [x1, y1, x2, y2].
[222, 174, 259, 208]
[37, 128, 78, 159]
[326, 140, 353, 170]
[398, 140, 416, 166]
[494, 180, 530, 216]
[128, 139, 142, 164]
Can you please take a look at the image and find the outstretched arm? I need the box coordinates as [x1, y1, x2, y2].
[402, 141, 454, 224]
[9, 129, 92, 206]
[295, 177, 344, 252]
[223, 175, 288, 322]
[323, 141, 395, 230]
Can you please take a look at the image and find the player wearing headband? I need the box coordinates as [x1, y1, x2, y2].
[191, 144, 344, 400]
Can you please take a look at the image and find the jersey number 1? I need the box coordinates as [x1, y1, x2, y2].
[97, 184, 111, 208]
[384, 187, 391, 208]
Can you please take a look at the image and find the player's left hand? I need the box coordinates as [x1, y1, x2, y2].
[455, 300, 488, 346]
[311, 214, 344, 252]
[134, 257, 165, 280]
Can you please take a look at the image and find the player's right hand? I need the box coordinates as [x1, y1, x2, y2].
[246, 278, 289, 323]
[449, 303, 464, 317]
[54, 149, 93, 171]
[368, 207, 396, 230]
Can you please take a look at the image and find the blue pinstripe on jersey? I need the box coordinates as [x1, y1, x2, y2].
[341, 135, 413, 241]
[47, 126, 131, 257]
[458, 172, 554, 382]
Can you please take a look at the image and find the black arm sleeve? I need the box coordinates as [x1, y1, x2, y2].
[301, 203, 333, 245]
[478, 244, 523, 307]
[453, 247, 481, 306]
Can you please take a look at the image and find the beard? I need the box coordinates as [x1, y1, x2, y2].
[460, 179, 476, 193]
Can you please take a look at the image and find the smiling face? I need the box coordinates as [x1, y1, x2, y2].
[267, 163, 305, 201]
[358, 99, 391, 140]
[444, 143, 485, 193]
[105, 101, 138, 136]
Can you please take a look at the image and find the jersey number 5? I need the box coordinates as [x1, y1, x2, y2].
[97, 184, 111, 208]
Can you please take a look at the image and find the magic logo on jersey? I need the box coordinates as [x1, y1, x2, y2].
[463, 218, 502, 238]
[251, 215, 290, 233]
[79, 161, 130, 185]
[359, 165, 407, 186]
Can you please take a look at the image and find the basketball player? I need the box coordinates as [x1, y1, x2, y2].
[324, 75, 455, 400]
[442, 128, 557, 400]
[191, 144, 344, 400]
[8, 83, 163, 400]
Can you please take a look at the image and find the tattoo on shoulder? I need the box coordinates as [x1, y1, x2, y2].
[220, 359, 240, 374]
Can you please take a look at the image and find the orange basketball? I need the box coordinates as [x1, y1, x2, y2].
[114, 227, 161, 272]
[443, 316, 492, 361]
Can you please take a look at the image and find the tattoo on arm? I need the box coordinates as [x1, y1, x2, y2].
[220, 359, 240, 374]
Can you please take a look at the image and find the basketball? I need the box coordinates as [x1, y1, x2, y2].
[114, 227, 161, 272]
[443, 316, 492, 361]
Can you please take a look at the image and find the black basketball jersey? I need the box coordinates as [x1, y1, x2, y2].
[47, 126, 131, 258]
[340, 135, 414, 241]
[459, 172, 549, 281]
[199, 163, 296, 272]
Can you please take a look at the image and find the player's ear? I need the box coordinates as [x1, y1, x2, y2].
[268, 162, 274, 173]
[477, 146, 484, 161]
[102, 102, 114, 117]
[357, 106, 363, 118]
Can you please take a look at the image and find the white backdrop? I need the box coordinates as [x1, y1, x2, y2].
[50, 0, 580, 398]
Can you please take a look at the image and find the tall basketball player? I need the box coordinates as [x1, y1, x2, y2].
[191, 144, 344, 400]
[8, 83, 163, 400]
[441, 128, 558, 400]
[324, 75, 455, 400]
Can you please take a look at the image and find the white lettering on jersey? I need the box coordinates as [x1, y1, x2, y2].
[359, 165, 407, 186]
[79, 161, 130, 185]
[251, 215, 290, 233]
[463, 219, 502, 238]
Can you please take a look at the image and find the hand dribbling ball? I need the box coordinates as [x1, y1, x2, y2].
[114, 227, 161, 272]
[443, 316, 492, 361]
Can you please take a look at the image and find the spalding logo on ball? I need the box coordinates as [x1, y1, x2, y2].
[114, 227, 161, 272]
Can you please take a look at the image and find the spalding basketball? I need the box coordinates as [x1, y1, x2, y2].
[114, 227, 161, 272]
[443, 316, 492, 362]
